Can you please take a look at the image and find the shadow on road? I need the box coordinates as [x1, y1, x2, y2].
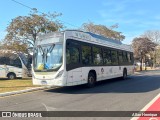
[0, 78, 9, 80]
[45, 74, 160, 94]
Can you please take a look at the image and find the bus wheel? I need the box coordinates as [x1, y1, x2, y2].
[87, 72, 96, 88]
[8, 73, 16, 80]
[123, 69, 127, 80]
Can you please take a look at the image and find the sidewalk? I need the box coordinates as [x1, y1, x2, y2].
[134, 67, 160, 74]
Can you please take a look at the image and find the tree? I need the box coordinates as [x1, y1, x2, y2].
[142, 30, 160, 44]
[156, 46, 160, 65]
[0, 41, 2, 47]
[5, 10, 64, 47]
[2, 41, 28, 53]
[132, 37, 157, 71]
[142, 30, 160, 66]
[0, 41, 3, 51]
[82, 22, 125, 41]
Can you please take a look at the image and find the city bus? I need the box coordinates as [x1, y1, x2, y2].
[0, 50, 30, 79]
[32, 30, 134, 87]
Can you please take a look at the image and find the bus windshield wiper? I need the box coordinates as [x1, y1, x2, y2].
[38, 44, 55, 64]
[46, 44, 55, 62]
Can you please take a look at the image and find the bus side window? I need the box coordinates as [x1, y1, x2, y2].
[92, 46, 103, 65]
[123, 51, 128, 65]
[14, 58, 22, 68]
[103, 49, 111, 65]
[66, 48, 70, 64]
[81, 45, 92, 65]
[127, 52, 131, 64]
[66, 47, 80, 64]
[0, 57, 6, 64]
[131, 53, 134, 64]
[118, 51, 123, 65]
[111, 50, 118, 65]
[9, 55, 22, 68]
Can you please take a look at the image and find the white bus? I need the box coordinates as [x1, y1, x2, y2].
[0, 50, 30, 79]
[32, 30, 134, 87]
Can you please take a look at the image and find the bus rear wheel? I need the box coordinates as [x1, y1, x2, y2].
[87, 72, 96, 88]
[122, 69, 127, 80]
[8, 73, 16, 80]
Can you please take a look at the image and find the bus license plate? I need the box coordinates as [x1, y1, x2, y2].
[41, 80, 47, 85]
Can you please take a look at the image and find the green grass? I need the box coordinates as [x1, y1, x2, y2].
[0, 78, 39, 93]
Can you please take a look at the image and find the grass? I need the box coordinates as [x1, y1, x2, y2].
[0, 78, 39, 93]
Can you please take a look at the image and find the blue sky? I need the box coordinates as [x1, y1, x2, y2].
[0, 0, 160, 44]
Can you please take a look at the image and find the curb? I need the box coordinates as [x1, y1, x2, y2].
[0, 86, 53, 97]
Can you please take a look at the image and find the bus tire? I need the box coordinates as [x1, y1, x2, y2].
[122, 69, 127, 80]
[7, 73, 16, 80]
[87, 72, 96, 88]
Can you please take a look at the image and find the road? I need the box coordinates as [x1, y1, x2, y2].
[0, 70, 160, 120]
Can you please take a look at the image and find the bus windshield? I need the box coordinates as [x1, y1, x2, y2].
[33, 43, 63, 72]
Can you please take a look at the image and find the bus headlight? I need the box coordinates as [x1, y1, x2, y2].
[55, 70, 64, 79]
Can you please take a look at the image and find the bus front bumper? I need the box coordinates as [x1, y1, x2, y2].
[32, 77, 67, 86]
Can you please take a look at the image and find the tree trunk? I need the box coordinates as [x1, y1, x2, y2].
[153, 50, 157, 68]
[145, 55, 147, 70]
[140, 57, 143, 71]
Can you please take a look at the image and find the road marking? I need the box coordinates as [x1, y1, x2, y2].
[140, 93, 160, 111]
[131, 93, 160, 120]
[42, 103, 57, 111]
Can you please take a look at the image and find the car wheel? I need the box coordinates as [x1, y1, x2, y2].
[8, 73, 16, 80]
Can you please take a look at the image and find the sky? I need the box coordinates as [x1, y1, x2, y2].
[0, 0, 160, 44]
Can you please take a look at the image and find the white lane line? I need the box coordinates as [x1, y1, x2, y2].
[140, 93, 160, 111]
[42, 103, 57, 111]
[131, 93, 160, 120]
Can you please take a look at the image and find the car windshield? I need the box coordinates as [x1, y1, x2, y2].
[33, 43, 63, 72]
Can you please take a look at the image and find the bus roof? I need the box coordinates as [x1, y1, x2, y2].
[64, 30, 133, 52]
[86, 32, 122, 45]
[36, 30, 133, 52]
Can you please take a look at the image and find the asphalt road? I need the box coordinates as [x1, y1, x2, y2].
[0, 70, 160, 120]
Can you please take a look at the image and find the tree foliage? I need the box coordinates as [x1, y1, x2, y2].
[142, 30, 160, 45]
[1, 41, 28, 53]
[82, 22, 125, 41]
[5, 10, 64, 47]
[142, 30, 160, 65]
[156, 46, 160, 64]
[132, 37, 157, 60]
